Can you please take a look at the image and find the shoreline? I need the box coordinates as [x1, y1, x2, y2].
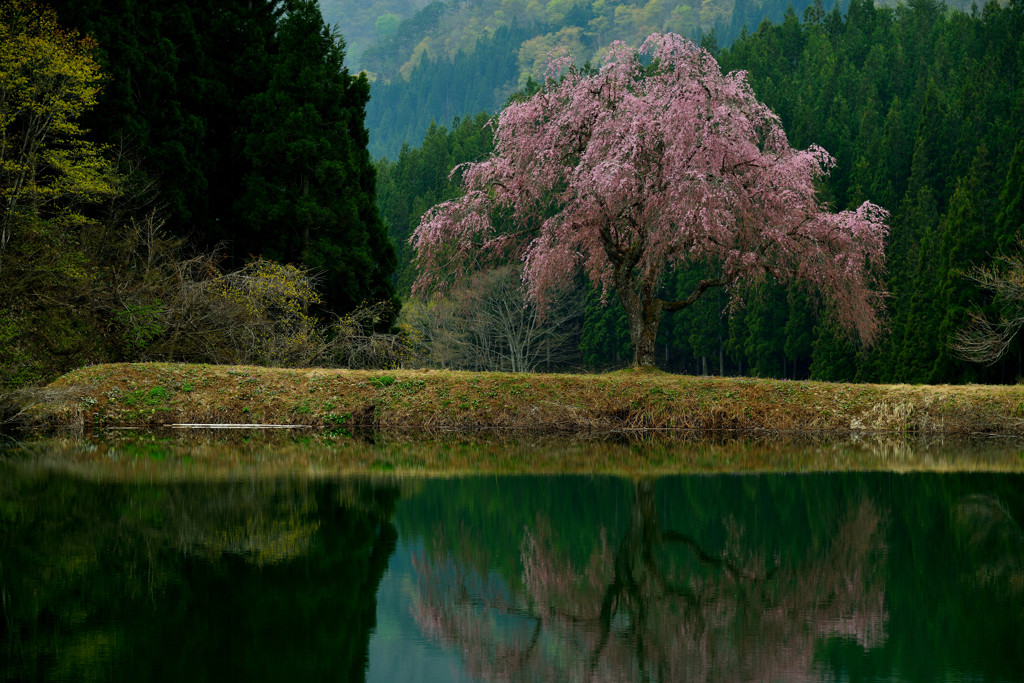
[13, 362, 1024, 437]
[5, 431, 1024, 479]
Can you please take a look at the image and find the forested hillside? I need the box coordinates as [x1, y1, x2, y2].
[359, 0, 1008, 158]
[379, 0, 1024, 383]
[1, 0, 397, 388]
[363, 0, 836, 157]
[319, 0, 429, 67]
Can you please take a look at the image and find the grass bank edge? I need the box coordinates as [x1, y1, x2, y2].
[12, 361, 1024, 437]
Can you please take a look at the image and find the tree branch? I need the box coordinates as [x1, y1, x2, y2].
[659, 275, 732, 313]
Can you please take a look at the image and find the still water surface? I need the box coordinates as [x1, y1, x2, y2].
[2, 440, 1023, 682]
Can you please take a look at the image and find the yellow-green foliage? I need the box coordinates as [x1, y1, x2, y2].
[211, 258, 327, 364]
[517, 27, 588, 87]
[215, 259, 323, 319]
[0, 1, 118, 389]
[0, 0, 114, 264]
[394, 0, 734, 80]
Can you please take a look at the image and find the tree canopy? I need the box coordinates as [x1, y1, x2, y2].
[412, 33, 889, 368]
[44, 0, 396, 316]
[0, 0, 404, 389]
[0, 0, 113, 272]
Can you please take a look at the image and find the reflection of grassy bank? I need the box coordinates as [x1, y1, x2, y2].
[16, 362, 1024, 437]
[6, 432, 1024, 479]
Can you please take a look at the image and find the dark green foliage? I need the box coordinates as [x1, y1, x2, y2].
[996, 140, 1024, 255]
[239, 1, 396, 314]
[381, 0, 1024, 381]
[375, 113, 496, 293]
[581, 287, 633, 369]
[47, 0, 283, 243]
[46, 0, 395, 316]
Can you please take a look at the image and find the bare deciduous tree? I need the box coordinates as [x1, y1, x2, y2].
[952, 250, 1024, 365]
[402, 266, 582, 372]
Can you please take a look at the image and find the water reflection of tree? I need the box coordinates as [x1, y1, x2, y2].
[413, 481, 887, 682]
[0, 473, 398, 682]
[953, 493, 1024, 608]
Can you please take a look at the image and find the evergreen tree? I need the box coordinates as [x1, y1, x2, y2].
[375, 113, 495, 294]
[995, 140, 1024, 255]
[580, 287, 632, 369]
[239, 0, 396, 314]
[929, 145, 1000, 382]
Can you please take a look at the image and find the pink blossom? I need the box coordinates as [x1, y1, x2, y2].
[411, 33, 889, 366]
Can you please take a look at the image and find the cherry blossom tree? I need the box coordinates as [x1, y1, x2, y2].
[411, 33, 890, 368]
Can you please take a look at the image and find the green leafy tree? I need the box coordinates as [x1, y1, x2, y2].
[0, 0, 119, 387]
[0, 0, 114, 271]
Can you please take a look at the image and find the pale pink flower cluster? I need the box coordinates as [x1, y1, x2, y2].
[412, 33, 888, 341]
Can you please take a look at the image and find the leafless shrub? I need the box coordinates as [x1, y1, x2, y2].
[105, 212, 410, 368]
[0, 385, 90, 433]
[952, 250, 1024, 365]
[402, 266, 582, 372]
[328, 301, 413, 369]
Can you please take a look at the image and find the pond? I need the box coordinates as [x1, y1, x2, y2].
[2, 437, 1023, 682]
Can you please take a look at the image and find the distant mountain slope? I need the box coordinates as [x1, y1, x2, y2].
[361, 0, 838, 158]
[319, 0, 430, 66]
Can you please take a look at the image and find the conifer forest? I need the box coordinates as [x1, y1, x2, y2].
[2, 0, 1024, 387]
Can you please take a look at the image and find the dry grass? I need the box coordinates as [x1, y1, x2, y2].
[16, 362, 1024, 438]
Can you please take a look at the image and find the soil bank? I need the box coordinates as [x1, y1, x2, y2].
[18, 362, 1024, 436]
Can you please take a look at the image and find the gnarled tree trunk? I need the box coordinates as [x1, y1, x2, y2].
[613, 259, 730, 369]
[613, 264, 663, 368]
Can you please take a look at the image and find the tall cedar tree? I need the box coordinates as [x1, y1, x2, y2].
[240, 0, 396, 315]
[46, 0, 283, 244]
[47, 0, 395, 317]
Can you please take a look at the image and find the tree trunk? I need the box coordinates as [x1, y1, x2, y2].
[614, 268, 662, 369]
[632, 314, 659, 368]
[718, 335, 724, 377]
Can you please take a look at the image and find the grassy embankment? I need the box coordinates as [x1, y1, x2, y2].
[18, 361, 1024, 436]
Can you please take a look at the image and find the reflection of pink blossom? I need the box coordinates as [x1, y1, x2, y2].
[413, 489, 888, 682]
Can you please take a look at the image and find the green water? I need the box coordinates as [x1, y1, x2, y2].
[1, 443, 1023, 681]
